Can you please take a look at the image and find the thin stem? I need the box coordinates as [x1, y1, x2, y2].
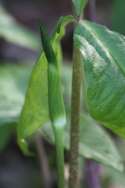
[54, 127, 65, 188]
[35, 135, 52, 188]
[69, 41, 82, 187]
[85, 160, 101, 188]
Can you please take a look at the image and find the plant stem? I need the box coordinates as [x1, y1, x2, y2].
[69, 31, 82, 188]
[54, 127, 65, 188]
[35, 135, 52, 188]
[85, 160, 101, 188]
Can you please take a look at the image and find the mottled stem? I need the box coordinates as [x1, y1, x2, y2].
[69, 45, 82, 188]
[54, 127, 65, 188]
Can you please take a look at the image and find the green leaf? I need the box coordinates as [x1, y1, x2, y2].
[0, 64, 32, 124]
[0, 63, 31, 151]
[72, 0, 88, 17]
[0, 6, 39, 49]
[18, 54, 50, 154]
[78, 115, 123, 171]
[41, 114, 123, 171]
[0, 63, 32, 152]
[62, 65, 72, 111]
[105, 166, 125, 186]
[75, 20, 125, 139]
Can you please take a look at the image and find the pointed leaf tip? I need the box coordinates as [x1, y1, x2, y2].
[72, 0, 88, 17]
[18, 138, 34, 156]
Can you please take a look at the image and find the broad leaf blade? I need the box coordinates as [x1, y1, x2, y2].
[75, 20, 125, 138]
[0, 64, 31, 124]
[0, 64, 31, 151]
[18, 54, 50, 153]
[78, 115, 123, 171]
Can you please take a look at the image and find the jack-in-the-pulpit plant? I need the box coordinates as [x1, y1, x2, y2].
[17, 0, 125, 187]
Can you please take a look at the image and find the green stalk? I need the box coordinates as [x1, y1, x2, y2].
[40, 25, 66, 188]
[69, 14, 82, 187]
[54, 127, 65, 188]
[48, 58, 65, 188]
[48, 66, 66, 188]
[69, 46, 82, 188]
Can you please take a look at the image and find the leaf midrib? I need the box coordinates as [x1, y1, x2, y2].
[78, 21, 125, 78]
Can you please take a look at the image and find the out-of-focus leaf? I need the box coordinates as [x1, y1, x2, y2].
[18, 16, 73, 154]
[75, 20, 125, 139]
[0, 64, 31, 151]
[0, 64, 32, 124]
[105, 166, 125, 187]
[0, 6, 39, 49]
[62, 65, 72, 111]
[72, 0, 88, 17]
[41, 114, 123, 171]
[78, 115, 123, 171]
[112, 0, 125, 34]
[0, 64, 32, 151]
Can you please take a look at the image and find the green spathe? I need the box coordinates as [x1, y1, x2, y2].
[18, 15, 73, 154]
